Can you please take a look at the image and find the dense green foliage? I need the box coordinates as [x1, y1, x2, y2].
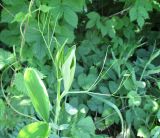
[0, 0, 160, 137]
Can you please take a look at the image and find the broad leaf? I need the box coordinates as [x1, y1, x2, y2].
[14, 73, 27, 94]
[0, 48, 14, 70]
[77, 117, 96, 134]
[137, 126, 150, 138]
[127, 91, 141, 106]
[24, 68, 50, 121]
[64, 7, 78, 28]
[17, 122, 50, 138]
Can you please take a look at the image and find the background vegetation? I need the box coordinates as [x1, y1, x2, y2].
[0, 0, 160, 137]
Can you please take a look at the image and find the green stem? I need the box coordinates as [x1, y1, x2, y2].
[54, 79, 62, 134]
[54, 98, 61, 126]
[20, 0, 34, 61]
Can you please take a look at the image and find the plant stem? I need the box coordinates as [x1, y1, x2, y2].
[20, 0, 34, 61]
[54, 79, 62, 134]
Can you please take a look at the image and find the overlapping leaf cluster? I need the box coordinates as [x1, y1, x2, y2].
[0, 0, 160, 137]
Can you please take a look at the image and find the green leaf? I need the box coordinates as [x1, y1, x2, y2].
[24, 68, 50, 121]
[0, 48, 14, 70]
[87, 97, 103, 113]
[157, 109, 160, 122]
[32, 39, 47, 60]
[39, 5, 53, 13]
[104, 20, 116, 38]
[127, 91, 141, 106]
[2, 0, 14, 5]
[137, 126, 150, 138]
[17, 122, 50, 138]
[74, 130, 91, 138]
[135, 81, 146, 88]
[129, 7, 137, 21]
[77, 117, 96, 134]
[145, 66, 160, 76]
[12, 12, 26, 23]
[86, 12, 100, 28]
[0, 99, 5, 118]
[151, 126, 160, 138]
[129, 1, 152, 28]
[51, 123, 69, 131]
[65, 103, 78, 115]
[102, 109, 116, 127]
[0, 28, 20, 46]
[55, 25, 75, 43]
[124, 78, 135, 90]
[1, 1, 28, 23]
[87, 12, 100, 20]
[126, 109, 134, 124]
[144, 98, 159, 112]
[64, 7, 78, 28]
[137, 16, 144, 28]
[62, 46, 76, 92]
[108, 81, 119, 94]
[58, 124, 69, 131]
[13, 73, 27, 94]
[78, 73, 97, 90]
[133, 108, 146, 129]
[90, 94, 124, 133]
[138, 7, 149, 19]
[63, 0, 85, 12]
[78, 40, 92, 56]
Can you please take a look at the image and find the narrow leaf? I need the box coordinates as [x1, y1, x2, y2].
[62, 46, 76, 92]
[89, 94, 124, 134]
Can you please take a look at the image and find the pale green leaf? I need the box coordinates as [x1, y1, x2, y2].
[39, 5, 53, 13]
[17, 122, 50, 138]
[124, 78, 135, 90]
[135, 81, 146, 88]
[145, 67, 160, 76]
[137, 126, 150, 138]
[65, 103, 78, 115]
[127, 91, 141, 106]
[24, 68, 50, 121]
[12, 12, 26, 23]
[151, 126, 160, 138]
[62, 46, 76, 92]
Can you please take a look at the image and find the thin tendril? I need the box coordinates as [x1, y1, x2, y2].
[1, 62, 38, 121]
